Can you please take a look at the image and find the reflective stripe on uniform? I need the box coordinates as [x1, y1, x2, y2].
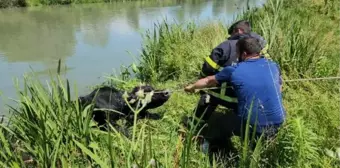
[220, 82, 227, 96]
[199, 78, 237, 103]
[202, 57, 237, 103]
[260, 44, 271, 59]
[205, 57, 223, 71]
[205, 89, 238, 103]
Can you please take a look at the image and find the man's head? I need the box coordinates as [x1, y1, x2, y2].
[228, 20, 251, 36]
[236, 37, 262, 62]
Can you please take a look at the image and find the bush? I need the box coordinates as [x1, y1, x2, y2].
[138, 20, 227, 83]
[0, 0, 26, 8]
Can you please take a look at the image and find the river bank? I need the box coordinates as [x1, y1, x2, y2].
[0, 0, 199, 8]
[0, 0, 339, 167]
[0, 0, 141, 8]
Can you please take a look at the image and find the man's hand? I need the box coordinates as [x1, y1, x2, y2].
[184, 84, 196, 93]
[184, 76, 218, 93]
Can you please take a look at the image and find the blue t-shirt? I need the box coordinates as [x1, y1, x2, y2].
[215, 58, 286, 132]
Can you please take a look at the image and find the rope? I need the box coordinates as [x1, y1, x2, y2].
[153, 86, 229, 94]
[153, 76, 340, 94]
[283, 76, 340, 82]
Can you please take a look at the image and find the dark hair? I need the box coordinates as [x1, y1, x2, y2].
[236, 37, 262, 55]
[228, 20, 251, 34]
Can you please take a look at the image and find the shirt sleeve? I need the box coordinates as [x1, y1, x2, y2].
[214, 66, 235, 85]
[200, 41, 231, 77]
[200, 47, 224, 77]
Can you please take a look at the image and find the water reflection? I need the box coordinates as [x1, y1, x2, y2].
[0, 0, 262, 64]
[0, 0, 264, 114]
[0, 7, 78, 62]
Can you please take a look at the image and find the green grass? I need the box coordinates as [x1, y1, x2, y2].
[1, 0, 340, 167]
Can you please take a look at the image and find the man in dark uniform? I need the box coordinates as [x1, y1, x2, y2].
[182, 20, 269, 132]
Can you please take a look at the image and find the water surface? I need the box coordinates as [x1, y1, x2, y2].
[0, 0, 265, 114]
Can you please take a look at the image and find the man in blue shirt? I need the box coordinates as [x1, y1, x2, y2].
[185, 37, 286, 140]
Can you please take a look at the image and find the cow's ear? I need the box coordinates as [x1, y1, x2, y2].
[129, 98, 137, 104]
[127, 94, 137, 104]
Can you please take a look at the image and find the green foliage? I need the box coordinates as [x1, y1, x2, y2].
[138, 19, 227, 83]
[267, 118, 320, 167]
[241, 0, 340, 78]
[0, 0, 26, 8]
[0, 67, 179, 167]
[0, 70, 99, 166]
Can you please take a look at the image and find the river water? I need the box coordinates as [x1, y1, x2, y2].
[0, 0, 264, 114]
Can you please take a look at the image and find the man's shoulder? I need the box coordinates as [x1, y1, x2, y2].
[215, 65, 236, 83]
[238, 58, 277, 69]
[265, 59, 280, 68]
[227, 34, 248, 41]
[217, 38, 237, 46]
[256, 58, 281, 73]
[221, 65, 237, 72]
[256, 57, 277, 64]
[233, 61, 250, 72]
[213, 39, 237, 52]
[217, 65, 236, 77]
[249, 32, 264, 39]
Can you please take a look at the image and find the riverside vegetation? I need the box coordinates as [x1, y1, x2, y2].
[0, 0, 121, 8]
[0, 0, 340, 167]
[0, 0, 180, 8]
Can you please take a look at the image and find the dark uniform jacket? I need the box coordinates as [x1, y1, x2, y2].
[201, 32, 266, 77]
[200, 32, 267, 107]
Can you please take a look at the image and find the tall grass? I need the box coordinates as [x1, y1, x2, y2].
[0, 64, 100, 166]
[138, 20, 226, 83]
[0, 64, 176, 167]
[241, 0, 340, 79]
[1, 0, 340, 167]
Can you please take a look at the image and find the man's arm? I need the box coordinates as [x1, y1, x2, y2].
[201, 41, 231, 77]
[185, 66, 235, 93]
[184, 75, 218, 93]
[201, 48, 223, 77]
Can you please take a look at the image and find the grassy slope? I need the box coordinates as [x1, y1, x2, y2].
[0, 0, 339, 167]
